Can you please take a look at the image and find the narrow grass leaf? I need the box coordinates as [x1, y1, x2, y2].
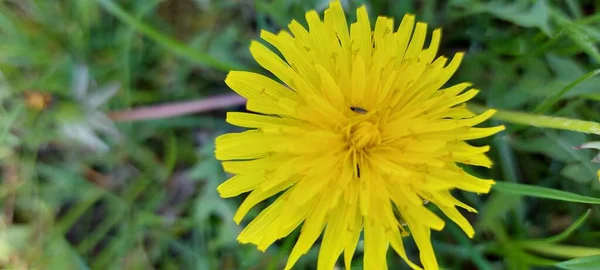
[519, 242, 600, 259]
[529, 209, 590, 244]
[469, 104, 600, 135]
[556, 255, 600, 270]
[493, 182, 600, 204]
[533, 69, 600, 114]
[96, 0, 243, 72]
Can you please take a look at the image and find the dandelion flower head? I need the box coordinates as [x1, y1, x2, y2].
[215, 1, 504, 269]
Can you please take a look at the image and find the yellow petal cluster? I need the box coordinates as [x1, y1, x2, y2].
[215, 1, 504, 269]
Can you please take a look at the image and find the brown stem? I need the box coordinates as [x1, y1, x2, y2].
[108, 93, 246, 122]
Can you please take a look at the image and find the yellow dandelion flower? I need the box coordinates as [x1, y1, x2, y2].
[215, 1, 504, 269]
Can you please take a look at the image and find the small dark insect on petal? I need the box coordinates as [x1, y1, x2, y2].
[350, 106, 368, 114]
[356, 164, 361, 178]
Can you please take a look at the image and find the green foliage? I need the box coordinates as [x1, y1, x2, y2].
[556, 255, 600, 270]
[0, 0, 599, 269]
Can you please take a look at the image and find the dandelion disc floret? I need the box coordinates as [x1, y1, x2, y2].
[215, 1, 504, 269]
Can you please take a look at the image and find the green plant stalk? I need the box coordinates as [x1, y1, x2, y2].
[54, 189, 104, 235]
[267, 230, 299, 270]
[518, 242, 600, 259]
[0, 104, 23, 140]
[76, 174, 152, 254]
[492, 127, 526, 233]
[96, 0, 243, 72]
[542, 209, 592, 243]
[446, 222, 494, 270]
[493, 182, 600, 204]
[549, 7, 600, 63]
[542, 130, 598, 180]
[533, 69, 600, 114]
[556, 255, 600, 269]
[469, 104, 600, 135]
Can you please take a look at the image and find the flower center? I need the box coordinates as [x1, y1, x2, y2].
[350, 121, 381, 150]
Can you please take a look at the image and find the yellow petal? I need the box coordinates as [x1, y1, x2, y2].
[249, 41, 296, 88]
[456, 126, 506, 140]
[349, 56, 366, 105]
[429, 191, 475, 238]
[363, 219, 389, 270]
[226, 112, 302, 129]
[217, 173, 263, 198]
[323, 0, 351, 70]
[373, 16, 394, 47]
[225, 71, 298, 101]
[261, 30, 320, 87]
[317, 200, 347, 270]
[350, 6, 371, 66]
[215, 131, 278, 160]
[342, 181, 362, 269]
[388, 229, 423, 270]
[405, 217, 439, 270]
[233, 175, 298, 224]
[420, 28, 441, 64]
[285, 192, 336, 270]
[396, 14, 416, 60]
[405, 22, 427, 59]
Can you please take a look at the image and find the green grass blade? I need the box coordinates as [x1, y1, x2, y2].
[0, 104, 23, 140]
[469, 104, 600, 135]
[543, 209, 591, 243]
[493, 182, 600, 204]
[96, 0, 243, 72]
[519, 242, 600, 259]
[446, 222, 495, 270]
[556, 255, 600, 270]
[533, 69, 600, 114]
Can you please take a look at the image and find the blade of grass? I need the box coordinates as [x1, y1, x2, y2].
[446, 222, 495, 270]
[54, 189, 104, 235]
[519, 242, 600, 259]
[96, 0, 244, 72]
[542, 209, 591, 243]
[493, 182, 600, 204]
[267, 230, 299, 270]
[469, 104, 600, 135]
[556, 255, 600, 270]
[542, 130, 598, 181]
[492, 130, 526, 234]
[0, 104, 22, 140]
[550, 8, 600, 63]
[119, 0, 164, 108]
[533, 69, 600, 114]
[76, 174, 152, 254]
[36, 164, 105, 235]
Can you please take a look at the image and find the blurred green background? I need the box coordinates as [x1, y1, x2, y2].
[1, 0, 600, 269]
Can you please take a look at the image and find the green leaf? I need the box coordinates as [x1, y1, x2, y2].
[469, 104, 600, 135]
[533, 69, 600, 114]
[511, 132, 586, 163]
[556, 255, 600, 270]
[519, 242, 600, 259]
[493, 182, 600, 204]
[543, 131, 600, 183]
[543, 209, 592, 243]
[96, 0, 244, 72]
[574, 141, 600, 151]
[479, 193, 523, 232]
[482, 0, 553, 36]
[552, 9, 600, 63]
[546, 55, 585, 79]
[561, 164, 594, 183]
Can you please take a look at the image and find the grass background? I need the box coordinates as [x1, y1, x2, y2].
[1, 0, 600, 269]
